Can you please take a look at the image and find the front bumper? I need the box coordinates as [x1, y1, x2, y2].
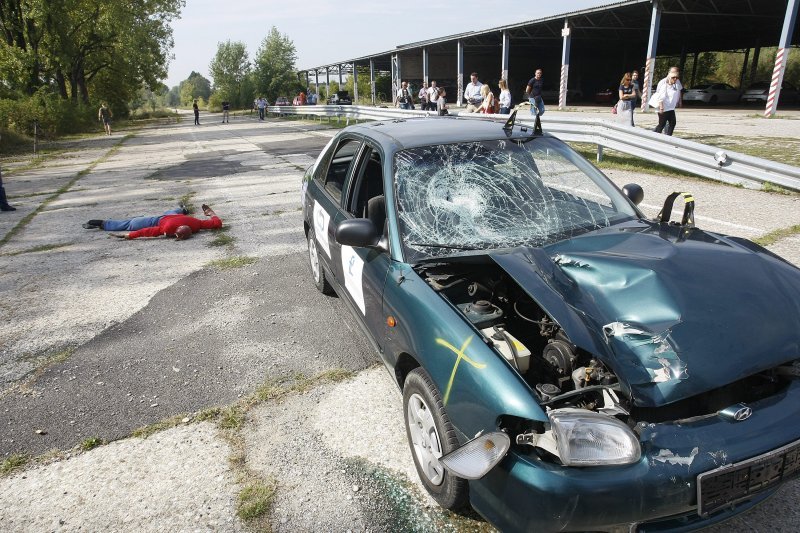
[469, 380, 800, 532]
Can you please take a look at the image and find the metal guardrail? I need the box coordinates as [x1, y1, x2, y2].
[267, 104, 800, 192]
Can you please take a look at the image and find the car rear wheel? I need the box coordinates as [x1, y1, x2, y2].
[403, 367, 468, 510]
[307, 227, 333, 294]
[710, 95, 718, 104]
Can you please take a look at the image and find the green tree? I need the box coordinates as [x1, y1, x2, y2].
[252, 26, 297, 101]
[208, 40, 250, 108]
[179, 71, 211, 105]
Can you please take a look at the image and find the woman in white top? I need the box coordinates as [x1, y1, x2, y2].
[477, 84, 496, 114]
[653, 66, 683, 136]
[498, 79, 511, 114]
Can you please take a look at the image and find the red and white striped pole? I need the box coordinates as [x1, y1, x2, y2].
[641, 57, 654, 112]
[559, 21, 571, 110]
[765, 48, 787, 117]
[766, 0, 799, 118]
[641, 1, 661, 113]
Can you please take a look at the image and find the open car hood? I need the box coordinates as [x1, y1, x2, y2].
[491, 223, 800, 407]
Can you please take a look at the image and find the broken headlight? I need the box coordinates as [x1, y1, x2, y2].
[548, 408, 641, 466]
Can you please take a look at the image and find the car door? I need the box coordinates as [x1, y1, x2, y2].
[337, 144, 392, 350]
[309, 136, 363, 287]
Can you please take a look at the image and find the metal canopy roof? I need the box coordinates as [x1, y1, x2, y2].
[303, 0, 798, 72]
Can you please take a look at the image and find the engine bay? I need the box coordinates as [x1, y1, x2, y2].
[415, 259, 626, 415]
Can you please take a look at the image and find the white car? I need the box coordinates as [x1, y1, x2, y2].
[740, 81, 799, 105]
[683, 83, 740, 105]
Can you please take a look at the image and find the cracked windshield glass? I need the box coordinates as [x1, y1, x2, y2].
[394, 138, 638, 260]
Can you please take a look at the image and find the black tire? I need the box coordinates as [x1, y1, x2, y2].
[403, 367, 469, 510]
[710, 95, 718, 105]
[307, 227, 334, 295]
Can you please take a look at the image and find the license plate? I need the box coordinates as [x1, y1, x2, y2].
[697, 438, 800, 516]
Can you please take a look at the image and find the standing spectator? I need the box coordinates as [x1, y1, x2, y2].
[0, 162, 15, 212]
[652, 66, 683, 136]
[98, 103, 113, 135]
[498, 79, 512, 114]
[477, 85, 496, 114]
[631, 70, 642, 108]
[221, 100, 230, 123]
[192, 99, 200, 125]
[256, 96, 267, 120]
[396, 81, 413, 110]
[418, 82, 428, 111]
[427, 81, 439, 111]
[437, 87, 448, 116]
[617, 72, 636, 126]
[525, 69, 545, 116]
[464, 72, 484, 113]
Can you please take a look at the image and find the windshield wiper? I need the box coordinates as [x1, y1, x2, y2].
[410, 242, 482, 251]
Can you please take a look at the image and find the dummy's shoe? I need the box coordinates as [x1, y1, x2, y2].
[1, 205, 15, 212]
[82, 220, 103, 229]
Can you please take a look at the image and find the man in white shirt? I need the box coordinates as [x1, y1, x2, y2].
[396, 81, 414, 110]
[418, 82, 428, 110]
[653, 66, 683, 136]
[426, 81, 439, 111]
[463, 72, 484, 113]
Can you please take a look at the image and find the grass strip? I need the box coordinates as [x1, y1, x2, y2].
[753, 225, 800, 247]
[206, 255, 257, 270]
[1, 241, 74, 257]
[0, 134, 134, 249]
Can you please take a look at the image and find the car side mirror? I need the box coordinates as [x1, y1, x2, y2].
[336, 218, 380, 248]
[622, 183, 644, 205]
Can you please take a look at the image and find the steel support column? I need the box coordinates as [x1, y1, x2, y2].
[641, 0, 662, 113]
[678, 46, 687, 74]
[739, 48, 751, 90]
[326, 68, 330, 103]
[457, 40, 464, 107]
[766, 0, 799, 117]
[750, 44, 761, 87]
[423, 48, 429, 87]
[370, 59, 376, 105]
[315, 70, 319, 99]
[391, 54, 401, 105]
[501, 31, 510, 81]
[559, 20, 571, 110]
[353, 63, 358, 105]
[338, 65, 343, 87]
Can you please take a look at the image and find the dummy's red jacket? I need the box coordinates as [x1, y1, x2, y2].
[128, 215, 222, 239]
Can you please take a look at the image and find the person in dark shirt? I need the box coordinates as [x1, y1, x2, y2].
[193, 99, 200, 125]
[221, 101, 230, 123]
[525, 69, 545, 116]
[98, 103, 113, 135]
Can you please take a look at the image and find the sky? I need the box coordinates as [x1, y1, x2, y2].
[165, 0, 615, 88]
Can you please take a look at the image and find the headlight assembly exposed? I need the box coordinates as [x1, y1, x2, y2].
[548, 408, 641, 466]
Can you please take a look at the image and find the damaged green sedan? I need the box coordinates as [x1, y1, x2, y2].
[301, 114, 800, 531]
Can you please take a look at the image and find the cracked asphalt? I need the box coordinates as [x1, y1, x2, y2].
[0, 108, 799, 531]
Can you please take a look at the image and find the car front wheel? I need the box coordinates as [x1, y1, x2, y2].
[403, 367, 468, 510]
[307, 227, 333, 294]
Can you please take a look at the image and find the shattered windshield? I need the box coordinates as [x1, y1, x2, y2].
[394, 137, 638, 260]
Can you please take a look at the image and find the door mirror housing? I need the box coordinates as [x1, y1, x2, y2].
[336, 218, 380, 248]
[622, 183, 644, 205]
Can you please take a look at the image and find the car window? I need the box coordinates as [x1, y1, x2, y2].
[394, 138, 638, 260]
[692, 84, 711, 90]
[347, 147, 384, 218]
[322, 139, 362, 204]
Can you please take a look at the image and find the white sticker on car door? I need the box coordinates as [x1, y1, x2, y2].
[340, 245, 365, 315]
[313, 200, 331, 258]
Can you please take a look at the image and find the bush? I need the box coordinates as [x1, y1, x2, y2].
[0, 89, 101, 138]
[207, 92, 222, 112]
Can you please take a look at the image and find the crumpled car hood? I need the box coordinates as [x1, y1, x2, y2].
[491, 223, 800, 407]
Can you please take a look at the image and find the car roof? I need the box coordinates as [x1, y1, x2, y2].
[344, 116, 537, 151]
